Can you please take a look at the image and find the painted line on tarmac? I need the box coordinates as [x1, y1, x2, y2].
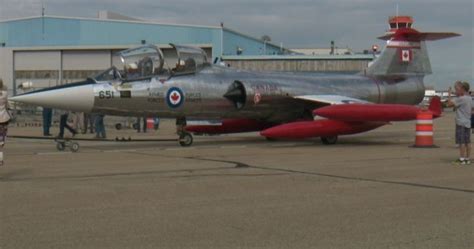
[165, 147, 196, 151]
[186, 156, 474, 194]
[36, 151, 72, 156]
[220, 145, 247, 149]
[270, 143, 298, 147]
[103, 149, 138, 153]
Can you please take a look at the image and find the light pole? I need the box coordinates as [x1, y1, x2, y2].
[263, 40, 267, 55]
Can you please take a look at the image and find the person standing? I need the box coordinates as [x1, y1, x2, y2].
[42, 107, 53, 136]
[83, 113, 95, 134]
[153, 117, 160, 130]
[447, 81, 473, 165]
[471, 91, 474, 134]
[94, 114, 106, 139]
[0, 79, 11, 165]
[57, 110, 77, 139]
[71, 112, 83, 133]
[136, 116, 147, 133]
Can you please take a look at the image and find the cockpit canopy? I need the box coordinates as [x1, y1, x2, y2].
[170, 44, 209, 75]
[119, 45, 165, 80]
[117, 44, 209, 81]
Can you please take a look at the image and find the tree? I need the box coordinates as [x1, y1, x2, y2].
[261, 35, 271, 42]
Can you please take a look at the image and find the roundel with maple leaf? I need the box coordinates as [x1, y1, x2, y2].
[166, 87, 185, 108]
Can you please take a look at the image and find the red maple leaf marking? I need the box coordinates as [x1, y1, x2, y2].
[171, 92, 180, 102]
[403, 52, 409, 59]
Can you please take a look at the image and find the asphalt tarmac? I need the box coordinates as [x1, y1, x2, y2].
[0, 112, 473, 249]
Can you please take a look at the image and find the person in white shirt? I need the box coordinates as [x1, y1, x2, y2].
[447, 81, 473, 165]
[0, 79, 11, 166]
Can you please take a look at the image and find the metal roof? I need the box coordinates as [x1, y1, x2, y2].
[222, 54, 373, 60]
[0, 15, 221, 29]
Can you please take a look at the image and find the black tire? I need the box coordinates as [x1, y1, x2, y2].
[115, 123, 122, 130]
[56, 142, 66, 151]
[265, 137, 277, 142]
[321, 136, 338, 145]
[179, 132, 193, 147]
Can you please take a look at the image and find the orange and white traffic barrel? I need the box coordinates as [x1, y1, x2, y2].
[413, 111, 436, 148]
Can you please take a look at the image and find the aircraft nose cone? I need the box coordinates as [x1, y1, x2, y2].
[11, 84, 95, 112]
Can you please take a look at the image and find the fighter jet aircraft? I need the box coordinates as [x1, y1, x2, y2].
[11, 25, 459, 146]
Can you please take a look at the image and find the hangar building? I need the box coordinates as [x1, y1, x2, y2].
[0, 12, 372, 96]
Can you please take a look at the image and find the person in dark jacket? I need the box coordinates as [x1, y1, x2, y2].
[94, 114, 106, 139]
[57, 110, 77, 139]
[83, 113, 95, 134]
[42, 107, 53, 136]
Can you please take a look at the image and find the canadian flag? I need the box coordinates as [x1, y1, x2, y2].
[400, 49, 412, 63]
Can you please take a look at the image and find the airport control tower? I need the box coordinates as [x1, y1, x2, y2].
[388, 16, 414, 32]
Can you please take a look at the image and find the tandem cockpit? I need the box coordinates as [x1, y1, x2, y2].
[94, 44, 210, 83]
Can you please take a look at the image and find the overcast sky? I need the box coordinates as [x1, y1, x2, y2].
[1, 0, 472, 89]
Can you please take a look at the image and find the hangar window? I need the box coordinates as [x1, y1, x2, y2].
[170, 44, 209, 75]
[118, 45, 165, 80]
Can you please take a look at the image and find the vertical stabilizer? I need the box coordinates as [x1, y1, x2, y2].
[366, 28, 460, 77]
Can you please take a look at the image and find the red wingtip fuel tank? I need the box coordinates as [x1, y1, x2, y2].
[186, 119, 273, 134]
[260, 120, 386, 139]
[313, 104, 421, 122]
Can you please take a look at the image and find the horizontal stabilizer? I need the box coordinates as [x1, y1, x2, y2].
[378, 28, 461, 41]
[428, 96, 442, 118]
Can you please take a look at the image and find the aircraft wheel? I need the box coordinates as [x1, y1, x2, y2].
[56, 142, 66, 151]
[265, 137, 277, 142]
[70, 142, 80, 153]
[179, 132, 193, 147]
[321, 136, 338, 145]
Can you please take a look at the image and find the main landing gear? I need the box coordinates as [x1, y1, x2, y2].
[321, 136, 338, 145]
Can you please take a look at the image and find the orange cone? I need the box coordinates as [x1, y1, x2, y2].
[413, 111, 437, 148]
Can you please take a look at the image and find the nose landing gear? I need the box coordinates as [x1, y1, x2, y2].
[176, 117, 193, 147]
[179, 132, 193, 147]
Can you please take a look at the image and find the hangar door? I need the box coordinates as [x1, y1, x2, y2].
[14, 51, 61, 90]
[62, 50, 111, 83]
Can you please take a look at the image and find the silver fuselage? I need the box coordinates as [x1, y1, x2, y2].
[91, 65, 424, 123]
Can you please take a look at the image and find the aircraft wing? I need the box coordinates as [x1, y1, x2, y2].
[293, 95, 371, 105]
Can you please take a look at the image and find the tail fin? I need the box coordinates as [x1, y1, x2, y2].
[428, 96, 442, 118]
[366, 28, 460, 77]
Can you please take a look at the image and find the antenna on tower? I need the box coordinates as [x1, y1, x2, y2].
[41, 1, 45, 16]
[41, 0, 45, 40]
[395, 4, 399, 29]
